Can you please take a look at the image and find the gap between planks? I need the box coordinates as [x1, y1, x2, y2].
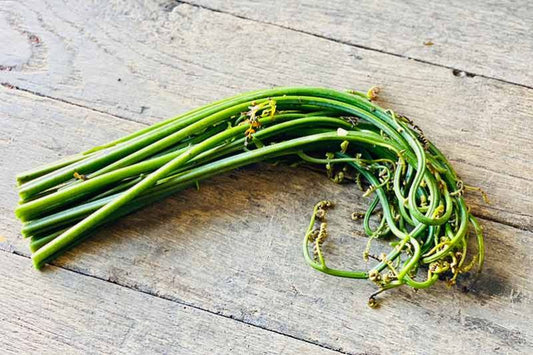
[474, 212, 531, 234]
[176, 0, 533, 91]
[1, 83, 144, 126]
[2, 248, 351, 355]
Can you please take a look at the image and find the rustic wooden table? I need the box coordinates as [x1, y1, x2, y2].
[1, 1, 532, 354]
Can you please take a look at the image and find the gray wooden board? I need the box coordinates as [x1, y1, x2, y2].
[0, 251, 337, 355]
[185, 0, 533, 87]
[0, 0, 532, 231]
[1, 86, 532, 354]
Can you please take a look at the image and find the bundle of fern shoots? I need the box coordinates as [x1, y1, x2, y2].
[15, 87, 485, 306]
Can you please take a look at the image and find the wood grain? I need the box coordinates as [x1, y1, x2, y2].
[1, 87, 531, 354]
[0, 0, 532, 230]
[0, 251, 337, 354]
[185, 0, 533, 87]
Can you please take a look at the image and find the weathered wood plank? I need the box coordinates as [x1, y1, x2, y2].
[0, 251, 338, 354]
[1, 87, 531, 353]
[0, 0, 532, 230]
[185, 0, 533, 87]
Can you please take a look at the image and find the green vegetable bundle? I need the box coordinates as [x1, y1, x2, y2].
[15, 87, 484, 305]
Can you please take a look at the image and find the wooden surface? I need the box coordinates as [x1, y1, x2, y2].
[185, 0, 533, 87]
[1, 1, 532, 354]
